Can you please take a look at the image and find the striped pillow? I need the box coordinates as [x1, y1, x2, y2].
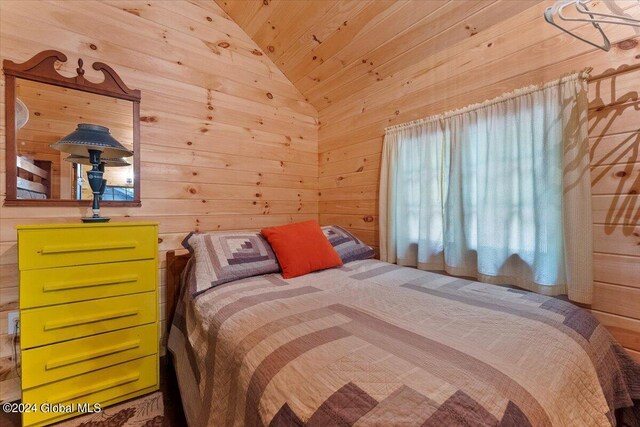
[183, 231, 280, 295]
[321, 225, 375, 263]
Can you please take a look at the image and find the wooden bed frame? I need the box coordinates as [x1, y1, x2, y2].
[165, 249, 192, 332]
[16, 156, 51, 198]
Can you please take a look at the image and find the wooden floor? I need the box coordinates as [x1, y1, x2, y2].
[0, 356, 187, 426]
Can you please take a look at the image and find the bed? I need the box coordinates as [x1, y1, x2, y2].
[16, 156, 51, 199]
[166, 251, 640, 427]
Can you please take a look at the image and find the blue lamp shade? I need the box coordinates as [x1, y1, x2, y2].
[50, 124, 133, 158]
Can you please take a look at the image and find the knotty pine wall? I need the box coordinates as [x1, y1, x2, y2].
[317, 2, 639, 361]
[0, 0, 318, 402]
[588, 67, 640, 363]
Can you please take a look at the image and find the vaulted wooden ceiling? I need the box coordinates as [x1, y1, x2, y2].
[214, 0, 544, 111]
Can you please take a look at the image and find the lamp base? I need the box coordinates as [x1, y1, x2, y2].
[81, 216, 111, 223]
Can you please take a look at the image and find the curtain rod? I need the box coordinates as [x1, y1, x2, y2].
[385, 70, 588, 133]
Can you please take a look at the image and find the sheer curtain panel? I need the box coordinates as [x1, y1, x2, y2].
[380, 72, 593, 304]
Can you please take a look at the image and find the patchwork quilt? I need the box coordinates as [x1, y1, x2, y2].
[168, 259, 640, 427]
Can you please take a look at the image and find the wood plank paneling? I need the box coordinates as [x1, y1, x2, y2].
[2, 0, 638, 404]
[593, 253, 640, 288]
[591, 194, 639, 225]
[317, 2, 639, 125]
[0, 0, 318, 402]
[593, 282, 640, 320]
[588, 64, 640, 366]
[319, 2, 640, 252]
[274, 1, 384, 70]
[307, 1, 640, 363]
[591, 162, 640, 195]
[593, 224, 640, 256]
[589, 131, 639, 166]
[214, 1, 547, 109]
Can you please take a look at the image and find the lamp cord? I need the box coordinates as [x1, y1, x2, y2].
[12, 319, 20, 378]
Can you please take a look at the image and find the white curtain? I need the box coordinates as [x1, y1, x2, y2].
[380, 72, 593, 304]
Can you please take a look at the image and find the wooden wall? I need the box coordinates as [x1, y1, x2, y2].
[316, 2, 639, 360]
[0, 0, 318, 402]
[588, 67, 640, 363]
[0, 0, 637, 404]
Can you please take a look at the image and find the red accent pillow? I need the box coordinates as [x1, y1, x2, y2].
[261, 220, 343, 279]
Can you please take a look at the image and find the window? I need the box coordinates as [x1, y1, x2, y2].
[101, 186, 134, 201]
[380, 73, 593, 302]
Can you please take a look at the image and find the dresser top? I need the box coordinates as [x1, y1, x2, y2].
[17, 222, 159, 230]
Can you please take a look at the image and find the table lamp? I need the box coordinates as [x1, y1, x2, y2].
[64, 155, 131, 205]
[50, 124, 133, 222]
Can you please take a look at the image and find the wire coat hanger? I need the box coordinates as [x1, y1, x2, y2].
[544, 0, 640, 51]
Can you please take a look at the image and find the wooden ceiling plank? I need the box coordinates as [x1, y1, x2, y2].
[305, 0, 498, 104]
[318, 1, 545, 120]
[186, 0, 229, 18]
[274, 1, 369, 67]
[160, 0, 253, 41]
[285, 0, 403, 84]
[212, 0, 264, 28]
[251, 0, 322, 62]
[242, 0, 282, 39]
[260, 1, 337, 65]
[293, 0, 450, 94]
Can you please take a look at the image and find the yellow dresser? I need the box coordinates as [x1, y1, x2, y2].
[17, 223, 159, 426]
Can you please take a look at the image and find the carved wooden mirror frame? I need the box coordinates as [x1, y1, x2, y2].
[3, 50, 141, 206]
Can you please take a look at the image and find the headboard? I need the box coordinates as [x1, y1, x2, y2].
[16, 156, 51, 199]
[165, 249, 192, 332]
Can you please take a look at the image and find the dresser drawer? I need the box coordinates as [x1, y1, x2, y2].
[18, 224, 157, 270]
[21, 292, 157, 349]
[21, 323, 158, 389]
[20, 259, 156, 309]
[22, 354, 158, 427]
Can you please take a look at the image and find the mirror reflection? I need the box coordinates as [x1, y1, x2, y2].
[15, 79, 135, 201]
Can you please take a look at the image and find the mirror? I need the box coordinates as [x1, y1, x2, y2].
[16, 80, 134, 201]
[3, 50, 141, 206]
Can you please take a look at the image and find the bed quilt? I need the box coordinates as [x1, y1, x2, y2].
[168, 259, 640, 427]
